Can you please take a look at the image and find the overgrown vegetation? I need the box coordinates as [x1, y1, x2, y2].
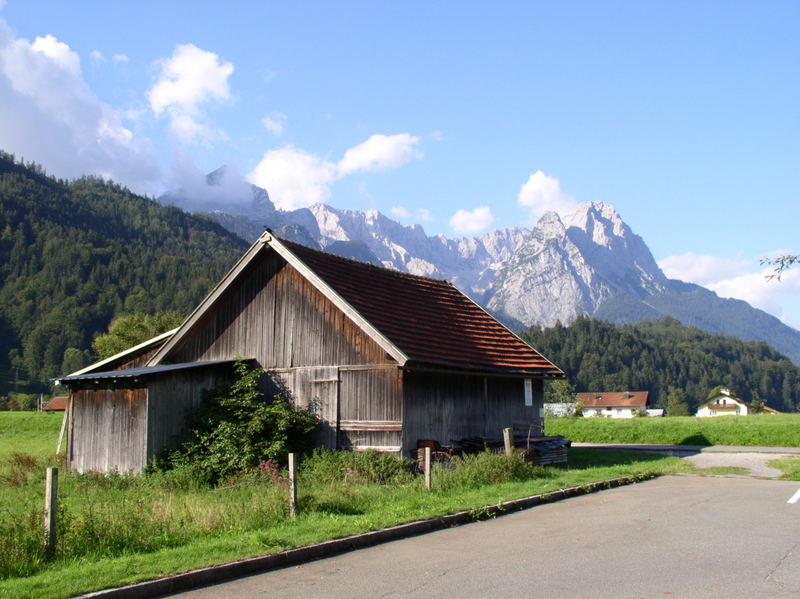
[768, 457, 800, 480]
[0, 152, 247, 389]
[163, 360, 320, 483]
[522, 316, 800, 412]
[0, 410, 690, 599]
[546, 413, 800, 446]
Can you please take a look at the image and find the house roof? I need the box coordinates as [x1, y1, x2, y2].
[698, 391, 747, 409]
[150, 233, 563, 377]
[577, 391, 649, 408]
[56, 360, 235, 383]
[42, 396, 68, 411]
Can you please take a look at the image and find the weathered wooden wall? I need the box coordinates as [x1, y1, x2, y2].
[339, 366, 403, 452]
[68, 384, 148, 473]
[146, 365, 232, 465]
[269, 365, 403, 452]
[402, 371, 543, 454]
[168, 253, 394, 368]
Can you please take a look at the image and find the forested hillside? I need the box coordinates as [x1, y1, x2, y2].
[520, 316, 800, 412]
[0, 152, 248, 389]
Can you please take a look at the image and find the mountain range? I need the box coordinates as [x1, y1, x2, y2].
[159, 166, 800, 364]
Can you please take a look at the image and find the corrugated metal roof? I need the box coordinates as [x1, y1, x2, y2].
[64, 328, 178, 379]
[578, 391, 649, 408]
[55, 360, 235, 383]
[283, 240, 563, 376]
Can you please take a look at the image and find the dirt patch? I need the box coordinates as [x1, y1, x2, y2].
[684, 452, 793, 478]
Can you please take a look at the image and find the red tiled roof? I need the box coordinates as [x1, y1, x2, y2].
[43, 396, 68, 411]
[577, 391, 649, 408]
[283, 240, 562, 376]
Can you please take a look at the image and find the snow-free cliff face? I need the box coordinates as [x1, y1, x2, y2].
[487, 202, 671, 327]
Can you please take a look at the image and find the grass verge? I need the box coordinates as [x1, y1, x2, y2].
[768, 457, 800, 481]
[0, 448, 689, 599]
[546, 414, 800, 447]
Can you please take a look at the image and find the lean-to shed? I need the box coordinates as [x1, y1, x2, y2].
[57, 232, 563, 473]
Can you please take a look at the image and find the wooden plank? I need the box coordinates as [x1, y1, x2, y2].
[339, 420, 403, 432]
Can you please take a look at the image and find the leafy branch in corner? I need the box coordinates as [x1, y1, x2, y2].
[761, 254, 799, 281]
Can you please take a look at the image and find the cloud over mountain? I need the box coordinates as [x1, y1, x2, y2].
[0, 17, 160, 192]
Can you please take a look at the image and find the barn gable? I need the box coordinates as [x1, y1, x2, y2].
[151, 232, 562, 377]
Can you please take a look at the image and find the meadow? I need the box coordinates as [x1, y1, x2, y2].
[546, 413, 800, 447]
[0, 412, 690, 599]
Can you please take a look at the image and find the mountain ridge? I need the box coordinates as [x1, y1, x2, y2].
[157, 168, 800, 364]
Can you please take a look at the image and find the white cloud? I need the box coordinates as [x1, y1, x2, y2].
[658, 252, 752, 287]
[261, 111, 287, 136]
[167, 151, 254, 208]
[90, 49, 105, 66]
[449, 206, 494, 235]
[659, 251, 800, 327]
[416, 208, 434, 222]
[148, 43, 233, 144]
[248, 146, 336, 210]
[518, 171, 578, 221]
[249, 132, 422, 210]
[31, 33, 80, 75]
[390, 205, 410, 218]
[431, 130, 444, 142]
[112, 53, 128, 63]
[337, 133, 422, 176]
[0, 18, 160, 192]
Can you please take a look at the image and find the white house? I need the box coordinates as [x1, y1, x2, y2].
[577, 391, 649, 418]
[696, 388, 749, 417]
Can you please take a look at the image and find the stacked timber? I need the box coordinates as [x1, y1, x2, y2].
[452, 435, 571, 466]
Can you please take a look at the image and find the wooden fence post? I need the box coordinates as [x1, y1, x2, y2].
[424, 446, 432, 490]
[503, 427, 513, 457]
[288, 453, 298, 518]
[44, 467, 58, 559]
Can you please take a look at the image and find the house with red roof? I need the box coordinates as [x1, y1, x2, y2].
[57, 233, 563, 473]
[577, 391, 649, 418]
[42, 396, 68, 411]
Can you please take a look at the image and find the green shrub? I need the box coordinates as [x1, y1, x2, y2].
[301, 449, 413, 485]
[165, 360, 319, 482]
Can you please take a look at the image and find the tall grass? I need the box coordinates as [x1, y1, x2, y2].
[546, 414, 800, 446]
[0, 448, 690, 598]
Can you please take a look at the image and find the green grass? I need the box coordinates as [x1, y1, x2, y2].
[546, 414, 800, 447]
[0, 412, 63, 462]
[0, 446, 690, 599]
[691, 466, 749, 476]
[768, 457, 800, 481]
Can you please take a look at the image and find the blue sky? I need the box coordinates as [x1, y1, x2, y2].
[1, 1, 798, 327]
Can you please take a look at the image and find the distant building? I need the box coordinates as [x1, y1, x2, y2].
[42, 396, 68, 411]
[696, 388, 749, 417]
[577, 391, 649, 418]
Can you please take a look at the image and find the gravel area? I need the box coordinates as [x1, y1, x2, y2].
[684, 452, 792, 478]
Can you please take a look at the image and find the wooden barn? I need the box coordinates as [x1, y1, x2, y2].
[57, 232, 563, 473]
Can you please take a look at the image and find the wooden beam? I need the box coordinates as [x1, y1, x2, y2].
[339, 420, 403, 432]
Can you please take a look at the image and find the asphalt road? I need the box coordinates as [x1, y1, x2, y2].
[166, 476, 800, 599]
